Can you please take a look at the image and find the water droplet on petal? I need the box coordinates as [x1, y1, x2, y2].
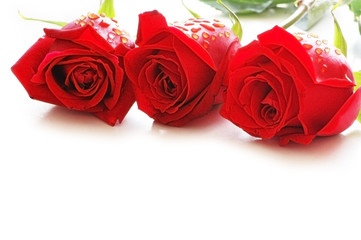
[121, 37, 128, 44]
[308, 33, 318, 38]
[213, 23, 225, 28]
[303, 43, 313, 50]
[335, 49, 342, 55]
[79, 20, 86, 27]
[192, 33, 199, 40]
[321, 64, 328, 73]
[203, 40, 210, 49]
[108, 32, 116, 40]
[112, 28, 122, 36]
[316, 40, 322, 45]
[99, 20, 110, 28]
[191, 27, 201, 33]
[211, 35, 216, 41]
[315, 48, 323, 55]
[322, 39, 328, 44]
[88, 13, 99, 20]
[295, 36, 303, 41]
[80, 15, 86, 21]
[202, 32, 210, 39]
[225, 31, 231, 38]
[218, 32, 223, 37]
[200, 23, 215, 31]
[184, 23, 195, 26]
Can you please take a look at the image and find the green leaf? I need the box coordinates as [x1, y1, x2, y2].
[354, 71, 361, 123]
[349, 0, 361, 34]
[98, 0, 115, 18]
[199, 0, 294, 14]
[182, 0, 201, 18]
[332, 1, 348, 57]
[217, 0, 243, 40]
[18, 10, 67, 27]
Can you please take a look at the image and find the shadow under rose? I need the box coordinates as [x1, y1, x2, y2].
[151, 105, 229, 136]
[38, 106, 134, 137]
[230, 129, 361, 163]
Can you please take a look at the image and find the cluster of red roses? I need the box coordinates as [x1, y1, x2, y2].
[11, 10, 361, 145]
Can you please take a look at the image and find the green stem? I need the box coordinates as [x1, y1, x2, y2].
[280, 0, 315, 29]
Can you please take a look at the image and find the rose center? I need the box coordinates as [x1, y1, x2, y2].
[164, 76, 176, 94]
[72, 67, 97, 90]
[261, 104, 279, 124]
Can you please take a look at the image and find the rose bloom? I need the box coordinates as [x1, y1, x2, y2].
[221, 26, 361, 145]
[125, 10, 240, 126]
[11, 13, 135, 125]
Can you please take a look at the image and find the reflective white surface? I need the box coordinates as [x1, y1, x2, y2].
[1, 1, 361, 240]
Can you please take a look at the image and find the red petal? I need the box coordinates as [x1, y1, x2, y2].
[11, 36, 63, 106]
[135, 10, 169, 46]
[318, 87, 361, 136]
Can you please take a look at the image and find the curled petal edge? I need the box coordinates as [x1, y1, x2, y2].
[318, 87, 361, 136]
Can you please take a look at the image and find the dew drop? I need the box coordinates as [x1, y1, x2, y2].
[211, 35, 216, 41]
[213, 19, 220, 22]
[184, 23, 195, 26]
[202, 32, 210, 39]
[303, 43, 313, 50]
[79, 20, 86, 27]
[315, 48, 323, 55]
[317, 56, 323, 63]
[111, 18, 118, 23]
[218, 32, 223, 37]
[321, 64, 328, 73]
[191, 27, 201, 33]
[213, 23, 225, 28]
[80, 15, 86, 21]
[335, 49, 342, 55]
[203, 40, 210, 49]
[88, 20, 94, 27]
[108, 32, 116, 40]
[100, 13, 106, 17]
[112, 28, 122, 36]
[322, 39, 328, 44]
[295, 36, 303, 41]
[99, 20, 110, 28]
[308, 33, 319, 38]
[225, 31, 231, 38]
[88, 13, 99, 20]
[121, 37, 128, 44]
[316, 40, 322, 45]
[324, 47, 330, 53]
[107, 32, 116, 43]
[200, 23, 215, 31]
[192, 33, 199, 40]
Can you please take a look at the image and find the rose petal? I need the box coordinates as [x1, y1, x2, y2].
[318, 87, 361, 136]
[11, 37, 63, 106]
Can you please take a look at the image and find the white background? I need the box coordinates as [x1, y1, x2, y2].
[1, 0, 361, 239]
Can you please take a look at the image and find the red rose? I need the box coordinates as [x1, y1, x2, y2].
[221, 26, 361, 145]
[11, 13, 135, 125]
[124, 10, 240, 126]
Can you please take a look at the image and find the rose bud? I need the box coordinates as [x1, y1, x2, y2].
[124, 10, 240, 126]
[220, 26, 361, 145]
[11, 13, 135, 125]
